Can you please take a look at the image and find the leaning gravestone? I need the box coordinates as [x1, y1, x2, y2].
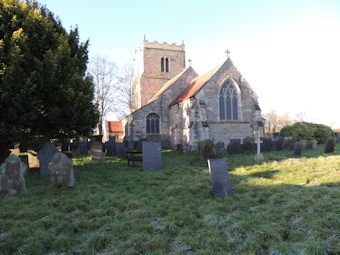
[293, 141, 303, 156]
[208, 158, 232, 198]
[216, 142, 225, 157]
[78, 142, 88, 154]
[324, 137, 335, 153]
[106, 137, 116, 156]
[228, 139, 240, 154]
[48, 152, 75, 188]
[142, 142, 162, 170]
[91, 142, 103, 162]
[0, 154, 27, 195]
[38, 142, 58, 177]
[116, 143, 127, 158]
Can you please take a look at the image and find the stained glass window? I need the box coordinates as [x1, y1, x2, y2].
[219, 82, 238, 120]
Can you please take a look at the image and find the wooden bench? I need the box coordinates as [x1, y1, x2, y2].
[127, 151, 142, 167]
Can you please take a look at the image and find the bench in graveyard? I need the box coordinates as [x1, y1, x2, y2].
[127, 150, 142, 167]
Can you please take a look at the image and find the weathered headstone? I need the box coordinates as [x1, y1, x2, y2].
[78, 142, 88, 154]
[91, 142, 103, 161]
[282, 137, 293, 150]
[305, 141, 313, 150]
[48, 152, 75, 189]
[116, 143, 127, 158]
[106, 137, 116, 156]
[216, 142, 225, 156]
[27, 150, 39, 169]
[208, 158, 232, 198]
[0, 154, 27, 195]
[38, 142, 58, 177]
[228, 139, 240, 154]
[324, 137, 335, 153]
[142, 142, 162, 170]
[241, 136, 253, 153]
[254, 134, 264, 161]
[276, 137, 283, 151]
[261, 138, 273, 152]
[293, 141, 303, 156]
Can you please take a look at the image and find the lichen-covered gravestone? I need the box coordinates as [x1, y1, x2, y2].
[48, 152, 75, 189]
[38, 142, 58, 177]
[293, 142, 303, 156]
[208, 158, 232, 198]
[0, 155, 27, 195]
[324, 137, 335, 153]
[91, 142, 103, 161]
[142, 142, 162, 170]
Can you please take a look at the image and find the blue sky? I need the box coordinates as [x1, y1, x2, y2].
[39, 0, 340, 127]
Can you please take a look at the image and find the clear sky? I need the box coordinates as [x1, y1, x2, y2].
[39, 0, 340, 128]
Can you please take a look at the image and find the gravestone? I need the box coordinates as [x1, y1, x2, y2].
[127, 141, 135, 149]
[208, 158, 232, 198]
[282, 137, 293, 150]
[106, 137, 116, 156]
[216, 142, 225, 156]
[116, 143, 127, 158]
[305, 141, 313, 150]
[276, 137, 283, 151]
[48, 152, 75, 188]
[78, 142, 88, 154]
[142, 142, 162, 170]
[91, 142, 103, 161]
[0, 155, 27, 195]
[241, 136, 253, 153]
[335, 133, 340, 143]
[261, 138, 273, 152]
[228, 139, 240, 154]
[324, 137, 335, 153]
[293, 142, 303, 156]
[28, 150, 39, 168]
[312, 140, 318, 149]
[38, 142, 58, 177]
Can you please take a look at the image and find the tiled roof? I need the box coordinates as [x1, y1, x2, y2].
[149, 68, 189, 103]
[108, 121, 124, 133]
[170, 65, 220, 106]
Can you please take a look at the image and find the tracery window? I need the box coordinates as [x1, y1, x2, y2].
[219, 82, 238, 120]
[146, 113, 160, 133]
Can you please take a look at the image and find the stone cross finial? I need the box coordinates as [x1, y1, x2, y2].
[188, 58, 192, 66]
[225, 49, 230, 57]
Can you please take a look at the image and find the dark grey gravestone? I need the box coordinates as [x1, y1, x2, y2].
[325, 137, 335, 153]
[106, 139, 116, 156]
[276, 138, 283, 151]
[78, 142, 88, 154]
[228, 139, 240, 154]
[91, 141, 103, 161]
[293, 142, 303, 156]
[38, 142, 58, 177]
[142, 142, 162, 171]
[216, 142, 225, 156]
[305, 141, 313, 150]
[261, 138, 273, 152]
[87, 141, 92, 150]
[208, 158, 232, 198]
[116, 143, 127, 158]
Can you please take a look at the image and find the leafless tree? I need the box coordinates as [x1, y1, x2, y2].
[264, 110, 294, 135]
[89, 56, 120, 135]
[117, 62, 134, 116]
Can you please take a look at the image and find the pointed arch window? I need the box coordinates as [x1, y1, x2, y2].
[219, 82, 238, 120]
[146, 113, 160, 133]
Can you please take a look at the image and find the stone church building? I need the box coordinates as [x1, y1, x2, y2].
[123, 38, 264, 152]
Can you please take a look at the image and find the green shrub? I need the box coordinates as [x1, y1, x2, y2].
[197, 140, 216, 160]
[280, 122, 334, 143]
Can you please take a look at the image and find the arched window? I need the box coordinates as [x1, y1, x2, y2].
[165, 58, 169, 72]
[219, 82, 238, 120]
[146, 113, 160, 133]
[161, 58, 164, 72]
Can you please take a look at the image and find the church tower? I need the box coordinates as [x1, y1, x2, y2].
[132, 36, 186, 111]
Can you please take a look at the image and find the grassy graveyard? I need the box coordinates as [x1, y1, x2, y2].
[1, 144, 340, 255]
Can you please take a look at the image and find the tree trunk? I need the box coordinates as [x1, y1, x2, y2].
[0, 142, 10, 164]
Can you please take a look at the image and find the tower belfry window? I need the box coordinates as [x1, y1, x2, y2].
[165, 58, 169, 72]
[161, 58, 164, 72]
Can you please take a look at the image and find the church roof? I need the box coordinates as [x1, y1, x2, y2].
[107, 121, 124, 133]
[170, 64, 221, 106]
[148, 67, 192, 103]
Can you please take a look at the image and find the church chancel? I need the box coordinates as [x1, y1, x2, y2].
[123, 37, 264, 153]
